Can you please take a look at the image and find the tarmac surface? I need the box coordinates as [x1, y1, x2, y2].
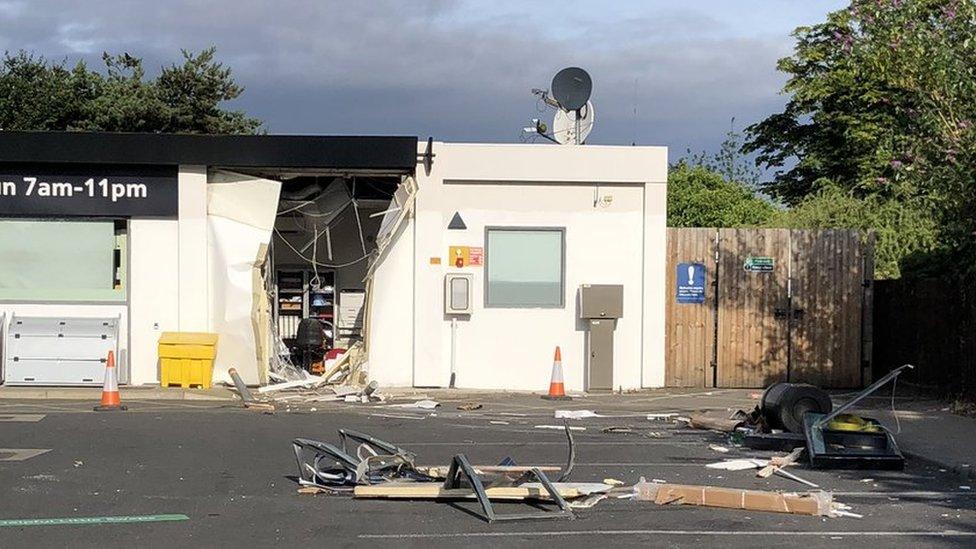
[0, 389, 974, 548]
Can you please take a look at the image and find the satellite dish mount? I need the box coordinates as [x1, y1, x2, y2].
[524, 67, 595, 145]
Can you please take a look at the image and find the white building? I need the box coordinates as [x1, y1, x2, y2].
[0, 132, 666, 392]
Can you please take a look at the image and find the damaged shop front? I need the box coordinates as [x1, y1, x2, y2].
[0, 131, 416, 387]
[0, 132, 668, 392]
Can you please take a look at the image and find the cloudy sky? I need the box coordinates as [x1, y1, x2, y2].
[0, 1, 846, 158]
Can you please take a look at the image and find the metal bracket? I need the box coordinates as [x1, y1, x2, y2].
[417, 137, 435, 176]
[441, 453, 575, 523]
[337, 428, 415, 461]
[292, 438, 360, 486]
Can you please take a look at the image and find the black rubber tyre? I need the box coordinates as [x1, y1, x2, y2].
[761, 382, 832, 433]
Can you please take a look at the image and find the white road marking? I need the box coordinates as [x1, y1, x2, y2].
[0, 449, 51, 462]
[0, 414, 45, 422]
[360, 530, 976, 540]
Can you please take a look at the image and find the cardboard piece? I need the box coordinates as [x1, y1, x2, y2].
[637, 482, 833, 516]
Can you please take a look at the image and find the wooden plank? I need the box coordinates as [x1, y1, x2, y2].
[665, 228, 715, 387]
[353, 483, 582, 501]
[716, 229, 790, 387]
[417, 465, 561, 478]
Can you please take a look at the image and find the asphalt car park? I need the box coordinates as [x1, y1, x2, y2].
[0, 390, 974, 548]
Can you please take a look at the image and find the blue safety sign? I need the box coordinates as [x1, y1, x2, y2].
[676, 262, 706, 304]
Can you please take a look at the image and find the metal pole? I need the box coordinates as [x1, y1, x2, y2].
[449, 316, 457, 388]
[816, 364, 914, 427]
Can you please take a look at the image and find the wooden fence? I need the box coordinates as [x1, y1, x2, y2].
[666, 228, 874, 389]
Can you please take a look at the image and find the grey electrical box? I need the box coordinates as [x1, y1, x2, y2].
[578, 284, 623, 392]
[444, 273, 473, 315]
[579, 284, 624, 319]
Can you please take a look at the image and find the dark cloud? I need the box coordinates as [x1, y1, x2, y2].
[0, 0, 804, 158]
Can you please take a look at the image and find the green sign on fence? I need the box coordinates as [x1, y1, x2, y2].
[743, 256, 775, 273]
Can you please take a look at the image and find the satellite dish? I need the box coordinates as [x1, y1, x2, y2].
[552, 101, 595, 144]
[551, 67, 592, 111]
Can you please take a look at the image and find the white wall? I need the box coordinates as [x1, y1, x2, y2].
[365, 217, 415, 387]
[128, 218, 180, 384]
[125, 167, 212, 385]
[177, 166, 210, 331]
[367, 142, 668, 391]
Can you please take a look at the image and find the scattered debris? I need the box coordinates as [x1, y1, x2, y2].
[757, 447, 804, 478]
[353, 482, 581, 500]
[369, 413, 426, 420]
[689, 411, 747, 432]
[419, 464, 562, 479]
[603, 478, 625, 486]
[456, 402, 483, 411]
[646, 413, 678, 421]
[257, 375, 326, 394]
[772, 468, 819, 488]
[569, 493, 608, 509]
[706, 459, 766, 471]
[709, 445, 730, 453]
[356, 457, 576, 521]
[536, 425, 586, 431]
[388, 399, 440, 410]
[601, 426, 666, 437]
[228, 368, 276, 412]
[555, 410, 600, 420]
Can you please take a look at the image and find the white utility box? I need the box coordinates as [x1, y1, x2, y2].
[444, 273, 474, 315]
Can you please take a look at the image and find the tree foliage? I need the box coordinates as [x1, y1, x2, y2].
[0, 47, 261, 134]
[745, 0, 976, 275]
[669, 130, 776, 228]
[771, 183, 939, 278]
[668, 162, 776, 228]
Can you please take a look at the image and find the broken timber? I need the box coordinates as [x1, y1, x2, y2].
[353, 483, 583, 501]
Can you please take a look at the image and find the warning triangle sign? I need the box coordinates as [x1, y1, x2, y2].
[448, 212, 467, 230]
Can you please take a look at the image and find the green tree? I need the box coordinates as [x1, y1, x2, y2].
[668, 163, 776, 228]
[0, 47, 260, 134]
[745, 0, 976, 274]
[771, 183, 939, 278]
[669, 128, 776, 228]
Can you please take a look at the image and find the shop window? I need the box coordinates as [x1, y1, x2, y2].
[485, 227, 565, 308]
[0, 219, 127, 302]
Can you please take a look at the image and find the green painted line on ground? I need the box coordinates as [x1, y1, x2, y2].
[0, 514, 189, 527]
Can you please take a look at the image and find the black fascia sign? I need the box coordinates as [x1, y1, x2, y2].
[0, 163, 178, 218]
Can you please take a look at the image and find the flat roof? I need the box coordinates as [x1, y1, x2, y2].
[0, 131, 418, 173]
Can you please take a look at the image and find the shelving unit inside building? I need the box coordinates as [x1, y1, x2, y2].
[274, 268, 336, 350]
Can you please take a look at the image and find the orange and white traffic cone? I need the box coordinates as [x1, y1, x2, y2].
[542, 346, 572, 401]
[94, 350, 126, 412]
